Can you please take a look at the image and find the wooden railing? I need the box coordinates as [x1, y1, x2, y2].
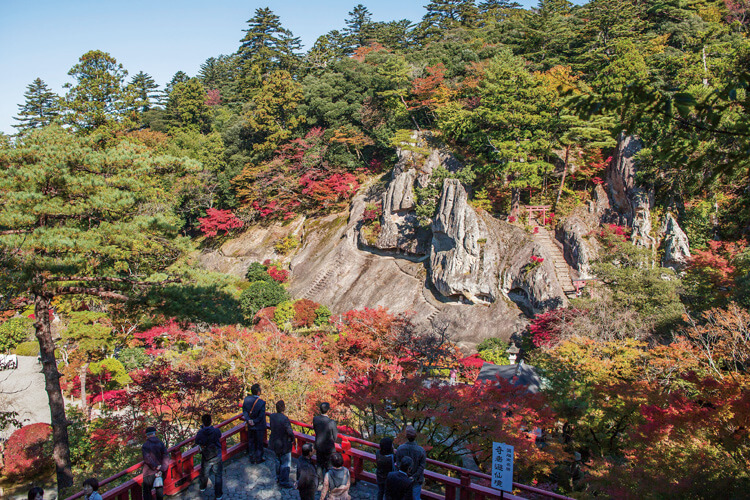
[65, 414, 574, 500]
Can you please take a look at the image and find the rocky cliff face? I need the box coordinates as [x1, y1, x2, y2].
[201, 137, 570, 350]
[606, 134, 655, 248]
[374, 133, 462, 256]
[660, 213, 691, 271]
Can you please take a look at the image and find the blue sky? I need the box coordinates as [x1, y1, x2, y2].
[0, 0, 538, 135]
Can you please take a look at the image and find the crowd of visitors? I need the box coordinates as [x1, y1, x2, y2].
[26, 383, 428, 500]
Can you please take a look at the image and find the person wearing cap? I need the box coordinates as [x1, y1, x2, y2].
[395, 426, 426, 500]
[385, 456, 413, 500]
[242, 383, 267, 464]
[312, 402, 338, 483]
[142, 426, 169, 500]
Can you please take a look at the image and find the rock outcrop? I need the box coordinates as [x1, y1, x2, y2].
[607, 134, 655, 248]
[555, 185, 609, 279]
[430, 180, 498, 303]
[374, 133, 461, 256]
[202, 135, 571, 350]
[660, 213, 691, 271]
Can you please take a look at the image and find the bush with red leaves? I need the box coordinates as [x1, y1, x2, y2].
[199, 208, 244, 238]
[293, 299, 320, 328]
[2, 423, 53, 479]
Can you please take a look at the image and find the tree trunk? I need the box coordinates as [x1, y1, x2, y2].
[34, 294, 74, 494]
[555, 146, 570, 207]
[511, 187, 521, 218]
[80, 362, 89, 419]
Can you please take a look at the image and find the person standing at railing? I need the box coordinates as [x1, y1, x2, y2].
[83, 478, 103, 500]
[242, 383, 267, 464]
[376, 437, 396, 500]
[385, 456, 413, 500]
[196, 413, 223, 499]
[313, 402, 338, 484]
[269, 400, 295, 488]
[142, 426, 170, 500]
[395, 426, 426, 500]
[319, 452, 351, 500]
[296, 443, 319, 500]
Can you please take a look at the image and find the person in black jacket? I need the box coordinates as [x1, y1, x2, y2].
[376, 437, 395, 500]
[269, 400, 295, 488]
[395, 426, 426, 500]
[312, 402, 338, 483]
[196, 414, 223, 499]
[295, 442, 318, 500]
[242, 383, 267, 464]
[385, 456, 413, 500]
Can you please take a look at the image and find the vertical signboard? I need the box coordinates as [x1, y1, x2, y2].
[491, 442, 514, 493]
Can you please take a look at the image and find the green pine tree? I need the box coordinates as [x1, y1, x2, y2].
[238, 7, 301, 95]
[128, 71, 160, 113]
[345, 4, 374, 50]
[63, 50, 132, 132]
[0, 125, 196, 495]
[12, 78, 61, 132]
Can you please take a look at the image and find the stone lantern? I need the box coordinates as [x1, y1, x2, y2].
[506, 342, 520, 364]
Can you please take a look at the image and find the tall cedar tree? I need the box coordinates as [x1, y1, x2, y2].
[238, 7, 301, 95]
[344, 4, 374, 51]
[0, 126, 195, 494]
[128, 71, 160, 113]
[13, 78, 61, 132]
[64, 50, 132, 132]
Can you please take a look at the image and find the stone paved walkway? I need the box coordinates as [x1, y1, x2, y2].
[172, 449, 377, 500]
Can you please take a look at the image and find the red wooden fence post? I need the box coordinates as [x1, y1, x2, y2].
[460, 470, 471, 500]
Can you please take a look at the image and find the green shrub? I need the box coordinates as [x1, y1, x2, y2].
[274, 235, 300, 255]
[89, 358, 132, 387]
[0, 317, 34, 353]
[118, 347, 150, 371]
[477, 338, 511, 366]
[477, 338, 510, 352]
[314, 305, 332, 326]
[245, 262, 271, 282]
[273, 301, 296, 329]
[240, 280, 290, 319]
[15, 341, 40, 356]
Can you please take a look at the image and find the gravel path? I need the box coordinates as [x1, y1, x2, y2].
[0, 355, 50, 439]
[172, 449, 377, 500]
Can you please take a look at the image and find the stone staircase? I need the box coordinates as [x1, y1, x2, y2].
[171, 449, 377, 500]
[301, 254, 344, 300]
[531, 223, 577, 297]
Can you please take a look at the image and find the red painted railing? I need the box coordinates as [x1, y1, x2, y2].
[65, 414, 574, 500]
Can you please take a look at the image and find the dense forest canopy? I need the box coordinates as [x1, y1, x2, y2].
[2, 0, 750, 498]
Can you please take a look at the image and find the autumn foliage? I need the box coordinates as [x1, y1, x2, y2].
[198, 208, 244, 237]
[2, 423, 53, 479]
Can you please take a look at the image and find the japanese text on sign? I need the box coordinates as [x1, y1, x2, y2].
[491, 442, 514, 492]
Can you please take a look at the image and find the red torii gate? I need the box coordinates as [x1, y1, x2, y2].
[524, 205, 551, 224]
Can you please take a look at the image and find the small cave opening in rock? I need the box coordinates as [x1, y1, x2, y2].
[507, 287, 534, 317]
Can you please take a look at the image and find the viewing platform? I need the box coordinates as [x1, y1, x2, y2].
[65, 414, 574, 500]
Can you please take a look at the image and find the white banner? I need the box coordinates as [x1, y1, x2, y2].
[491, 442, 514, 493]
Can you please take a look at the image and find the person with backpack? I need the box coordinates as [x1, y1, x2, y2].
[376, 437, 396, 500]
[196, 413, 223, 499]
[319, 452, 350, 500]
[242, 383, 267, 464]
[141, 426, 169, 500]
[269, 400, 295, 488]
